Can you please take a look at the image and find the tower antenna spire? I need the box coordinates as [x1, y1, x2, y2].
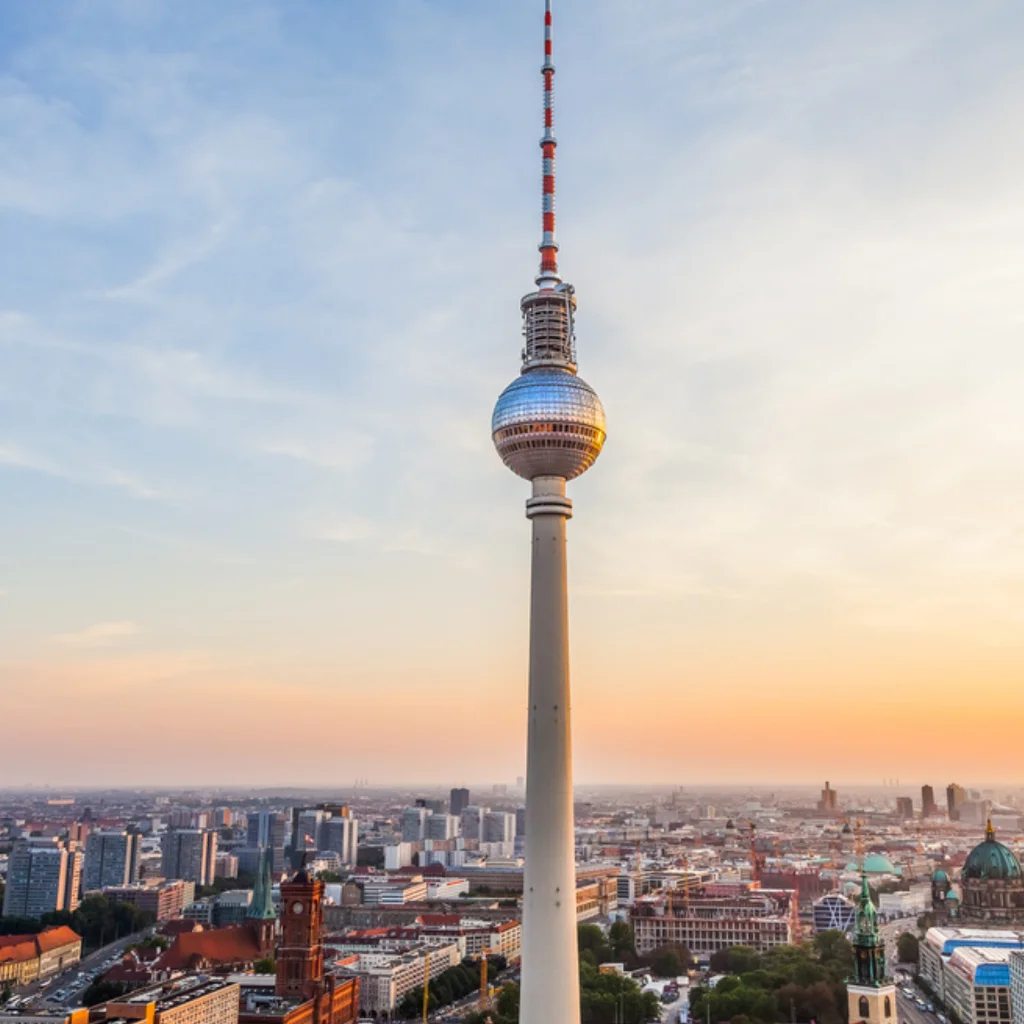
[538, 0, 560, 289]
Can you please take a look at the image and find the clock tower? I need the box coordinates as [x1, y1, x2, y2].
[275, 865, 325, 999]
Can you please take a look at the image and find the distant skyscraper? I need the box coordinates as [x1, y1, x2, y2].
[922, 785, 938, 818]
[459, 805, 487, 841]
[83, 830, 140, 892]
[2, 839, 80, 918]
[947, 783, 967, 821]
[426, 814, 460, 841]
[415, 798, 445, 814]
[515, 806, 527, 837]
[401, 807, 429, 842]
[895, 797, 914, 820]
[295, 810, 325, 851]
[449, 788, 471, 816]
[818, 781, 839, 813]
[320, 817, 359, 867]
[247, 811, 287, 873]
[483, 811, 517, 844]
[161, 829, 217, 886]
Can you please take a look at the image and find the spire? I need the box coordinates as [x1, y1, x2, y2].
[986, 817, 996, 841]
[247, 846, 277, 921]
[537, 0, 560, 290]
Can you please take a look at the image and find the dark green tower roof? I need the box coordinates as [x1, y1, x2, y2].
[247, 846, 278, 921]
[851, 872, 888, 988]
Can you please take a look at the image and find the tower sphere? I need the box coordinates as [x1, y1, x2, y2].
[492, 367, 605, 481]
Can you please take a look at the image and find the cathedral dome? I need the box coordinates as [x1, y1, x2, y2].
[962, 823, 1022, 882]
[932, 868, 949, 883]
[862, 854, 896, 874]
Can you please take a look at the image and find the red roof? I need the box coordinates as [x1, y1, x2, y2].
[0, 927, 81, 964]
[158, 920, 204, 937]
[35, 927, 82, 953]
[416, 914, 462, 926]
[158, 926, 262, 970]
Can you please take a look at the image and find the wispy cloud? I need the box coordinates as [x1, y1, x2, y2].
[54, 621, 140, 648]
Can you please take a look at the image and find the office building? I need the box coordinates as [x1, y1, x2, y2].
[923, 785, 939, 818]
[336, 942, 460, 1016]
[515, 806, 527, 837]
[813, 893, 857, 934]
[459, 806, 486, 841]
[84, 830, 140, 892]
[895, 797, 914, 820]
[2, 839, 81, 918]
[361, 878, 429, 906]
[949, 784, 968, 821]
[630, 886, 792, 958]
[215, 853, 239, 879]
[819, 781, 839, 813]
[1007, 951, 1024, 1024]
[161, 829, 217, 886]
[96, 978, 240, 1024]
[449, 789, 470, 816]
[104, 880, 191, 921]
[400, 808, 429, 843]
[246, 811, 287, 873]
[483, 812, 516, 844]
[295, 810, 326, 851]
[414, 799, 444, 814]
[321, 817, 359, 867]
[425, 814, 459, 841]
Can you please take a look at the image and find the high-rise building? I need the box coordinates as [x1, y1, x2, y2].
[213, 807, 233, 828]
[449, 788, 470, 816]
[84, 830, 140, 892]
[2, 839, 80, 918]
[401, 807, 429, 843]
[247, 811, 287, 873]
[459, 806, 486, 841]
[515, 806, 527, 837]
[483, 812, 516, 844]
[818, 781, 839, 813]
[922, 785, 938, 817]
[425, 814, 460, 841]
[295, 810, 325, 851]
[161, 829, 217, 886]
[319, 817, 359, 867]
[415, 798, 444, 814]
[489, 6, 606, 1024]
[895, 797, 914, 820]
[948, 783, 968, 821]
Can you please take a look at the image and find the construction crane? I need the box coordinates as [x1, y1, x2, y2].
[479, 947, 498, 1011]
[423, 950, 430, 1024]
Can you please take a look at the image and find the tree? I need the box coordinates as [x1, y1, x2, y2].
[317, 871, 343, 883]
[609, 921, 638, 965]
[710, 946, 761, 975]
[918, 913, 936, 934]
[650, 948, 683, 979]
[897, 932, 920, 963]
[254, 958, 276, 975]
[578, 924, 614, 966]
[81, 980, 129, 1007]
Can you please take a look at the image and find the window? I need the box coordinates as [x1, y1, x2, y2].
[859, 996, 870, 1020]
[885, 997, 892, 1018]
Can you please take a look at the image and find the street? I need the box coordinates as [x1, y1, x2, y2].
[11, 930, 150, 1011]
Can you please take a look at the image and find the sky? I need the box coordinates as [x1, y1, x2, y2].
[2, 1, 1024, 789]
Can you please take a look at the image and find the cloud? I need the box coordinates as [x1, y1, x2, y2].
[54, 621, 140, 648]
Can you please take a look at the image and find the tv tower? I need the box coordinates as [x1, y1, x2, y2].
[491, 4, 606, 1024]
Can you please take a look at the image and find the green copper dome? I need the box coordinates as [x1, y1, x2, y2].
[962, 822, 1022, 882]
[862, 853, 896, 874]
[932, 869, 949, 883]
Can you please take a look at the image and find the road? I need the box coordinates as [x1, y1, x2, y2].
[11, 930, 150, 1011]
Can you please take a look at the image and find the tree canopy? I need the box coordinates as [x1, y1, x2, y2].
[690, 933, 854, 1024]
[897, 932, 920, 964]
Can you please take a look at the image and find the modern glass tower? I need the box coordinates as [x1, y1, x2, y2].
[491, 4, 606, 1024]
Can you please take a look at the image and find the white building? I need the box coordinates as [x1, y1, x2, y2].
[385, 842, 415, 871]
[362, 877, 429, 905]
[426, 878, 469, 900]
[920, 928, 1024, 1020]
[336, 942, 461, 1014]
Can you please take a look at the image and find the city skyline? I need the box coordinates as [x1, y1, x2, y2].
[3, 1, 1024, 787]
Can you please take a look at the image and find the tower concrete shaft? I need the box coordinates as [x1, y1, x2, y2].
[521, 475, 580, 1024]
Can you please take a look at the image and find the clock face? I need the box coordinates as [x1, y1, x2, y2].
[291, 901, 304, 915]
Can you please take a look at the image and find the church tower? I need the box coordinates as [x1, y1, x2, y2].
[275, 863, 324, 999]
[246, 846, 278, 958]
[847, 873, 896, 1024]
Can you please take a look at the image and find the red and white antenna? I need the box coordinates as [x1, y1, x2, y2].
[537, 0, 560, 290]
